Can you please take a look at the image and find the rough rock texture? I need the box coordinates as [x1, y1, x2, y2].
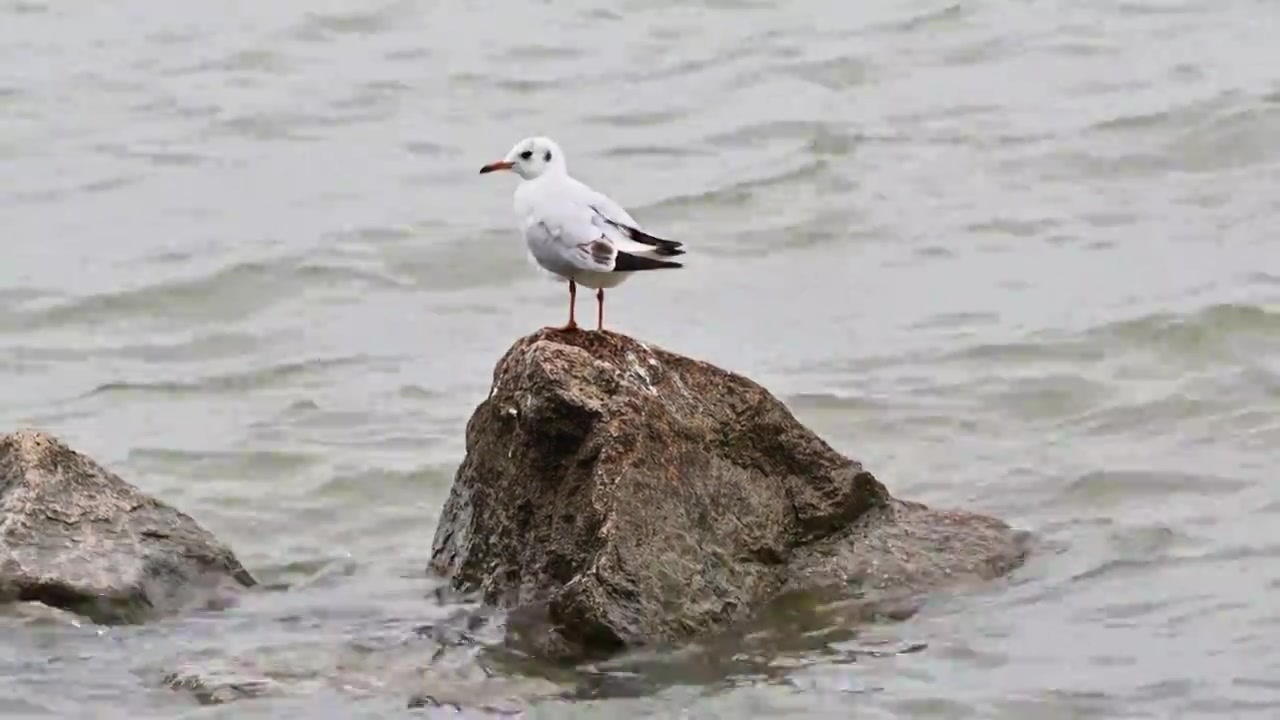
[429, 330, 1027, 662]
[0, 430, 256, 623]
[163, 663, 282, 706]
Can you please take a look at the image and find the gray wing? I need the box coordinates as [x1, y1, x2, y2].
[567, 177, 686, 258]
[524, 213, 617, 274]
[527, 219, 681, 274]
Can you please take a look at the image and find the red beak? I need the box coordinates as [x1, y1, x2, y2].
[479, 160, 514, 174]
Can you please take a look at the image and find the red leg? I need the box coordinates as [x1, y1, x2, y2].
[560, 280, 578, 330]
[596, 289, 605, 331]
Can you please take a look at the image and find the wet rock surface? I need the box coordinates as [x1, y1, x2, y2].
[0, 430, 256, 624]
[429, 329, 1028, 662]
[163, 662, 282, 706]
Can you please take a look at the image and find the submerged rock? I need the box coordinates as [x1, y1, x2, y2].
[163, 663, 282, 706]
[0, 430, 256, 623]
[429, 330, 1027, 662]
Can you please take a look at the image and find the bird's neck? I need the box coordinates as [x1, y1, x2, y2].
[531, 164, 569, 182]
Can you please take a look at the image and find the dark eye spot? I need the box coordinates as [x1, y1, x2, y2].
[519, 150, 533, 160]
[544, 151, 552, 162]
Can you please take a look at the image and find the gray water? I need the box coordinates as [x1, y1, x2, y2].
[2, 0, 1279, 716]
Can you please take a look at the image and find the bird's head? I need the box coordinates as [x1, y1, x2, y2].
[479, 136, 565, 180]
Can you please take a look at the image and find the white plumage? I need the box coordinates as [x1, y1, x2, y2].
[479, 136, 686, 330]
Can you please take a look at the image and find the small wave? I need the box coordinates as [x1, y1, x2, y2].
[294, 262, 407, 290]
[324, 223, 421, 246]
[10, 256, 403, 331]
[1059, 469, 1251, 506]
[1088, 303, 1280, 359]
[645, 158, 827, 213]
[785, 391, 888, 413]
[781, 54, 873, 91]
[0, 331, 261, 365]
[403, 140, 451, 158]
[884, 3, 969, 34]
[447, 71, 583, 95]
[83, 356, 368, 398]
[127, 446, 320, 477]
[328, 79, 413, 116]
[597, 145, 709, 159]
[1072, 392, 1211, 437]
[1117, 0, 1205, 16]
[385, 231, 533, 291]
[1092, 108, 1184, 134]
[1166, 99, 1280, 173]
[1246, 271, 1280, 287]
[215, 102, 395, 136]
[964, 215, 1061, 238]
[1072, 91, 1280, 175]
[13, 260, 291, 330]
[397, 385, 442, 400]
[706, 120, 862, 161]
[909, 311, 1000, 331]
[253, 556, 363, 592]
[583, 109, 687, 129]
[498, 43, 583, 62]
[0, 285, 59, 307]
[290, 3, 412, 42]
[947, 339, 1107, 364]
[950, 305, 1280, 372]
[95, 143, 209, 168]
[983, 373, 1110, 422]
[177, 48, 291, 76]
[212, 112, 322, 142]
[76, 172, 140, 193]
[619, 44, 764, 85]
[819, 5, 971, 47]
[315, 464, 454, 499]
[1075, 540, 1280, 592]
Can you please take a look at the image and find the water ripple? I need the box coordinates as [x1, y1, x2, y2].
[83, 356, 369, 398]
[2, 0, 1280, 717]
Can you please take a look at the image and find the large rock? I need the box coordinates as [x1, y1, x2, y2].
[429, 330, 1027, 662]
[0, 430, 256, 623]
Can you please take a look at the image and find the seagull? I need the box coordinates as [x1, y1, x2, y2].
[479, 136, 685, 331]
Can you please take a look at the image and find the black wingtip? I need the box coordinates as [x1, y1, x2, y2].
[599, 215, 685, 255]
[612, 251, 684, 272]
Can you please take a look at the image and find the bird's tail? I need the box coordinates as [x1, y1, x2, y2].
[602, 218, 685, 256]
[613, 251, 684, 272]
